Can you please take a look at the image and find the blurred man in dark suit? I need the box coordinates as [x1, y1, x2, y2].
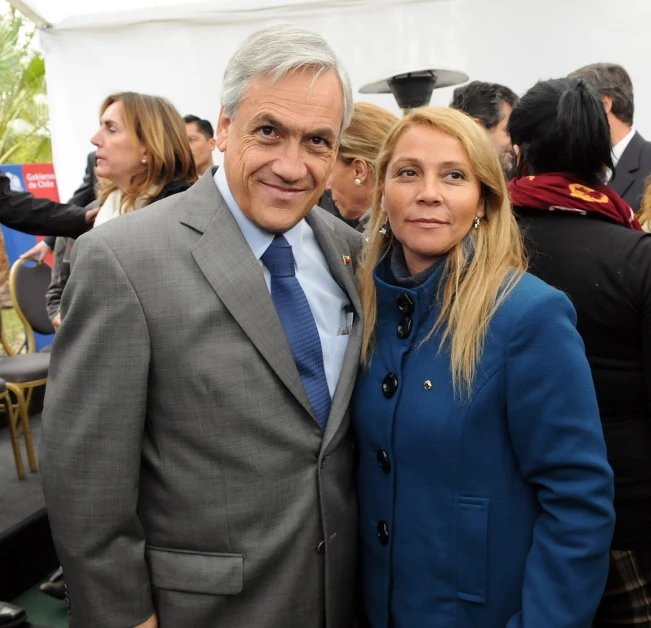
[184, 115, 216, 176]
[450, 80, 519, 174]
[569, 63, 651, 212]
[0, 168, 96, 237]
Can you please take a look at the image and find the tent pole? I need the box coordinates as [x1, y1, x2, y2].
[5, 0, 52, 29]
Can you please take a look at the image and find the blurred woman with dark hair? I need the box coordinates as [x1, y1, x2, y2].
[46, 92, 197, 329]
[509, 78, 651, 626]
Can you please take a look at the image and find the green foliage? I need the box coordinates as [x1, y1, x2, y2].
[0, 11, 51, 165]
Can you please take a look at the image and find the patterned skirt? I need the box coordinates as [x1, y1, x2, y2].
[593, 550, 651, 626]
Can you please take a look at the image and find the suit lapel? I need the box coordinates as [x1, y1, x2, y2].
[306, 210, 363, 452]
[610, 132, 643, 200]
[183, 175, 316, 420]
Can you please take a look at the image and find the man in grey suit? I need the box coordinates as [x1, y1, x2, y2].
[40, 24, 362, 628]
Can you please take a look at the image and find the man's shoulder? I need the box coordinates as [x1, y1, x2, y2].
[85, 189, 195, 261]
[311, 204, 362, 245]
[638, 132, 651, 162]
[627, 131, 651, 161]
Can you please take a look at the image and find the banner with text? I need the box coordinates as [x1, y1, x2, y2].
[1, 163, 59, 350]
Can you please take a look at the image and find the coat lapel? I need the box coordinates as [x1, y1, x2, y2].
[182, 174, 316, 421]
[610, 131, 643, 201]
[306, 210, 363, 452]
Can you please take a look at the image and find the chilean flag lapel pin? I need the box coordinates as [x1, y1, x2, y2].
[342, 255, 351, 265]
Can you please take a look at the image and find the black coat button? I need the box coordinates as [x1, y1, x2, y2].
[382, 373, 398, 398]
[396, 292, 414, 314]
[316, 540, 326, 554]
[377, 521, 389, 545]
[376, 450, 391, 473]
[397, 316, 413, 339]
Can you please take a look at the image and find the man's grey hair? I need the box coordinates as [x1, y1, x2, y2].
[568, 63, 634, 126]
[221, 23, 353, 142]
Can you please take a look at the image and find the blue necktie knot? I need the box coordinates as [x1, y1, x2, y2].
[261, 235, 295, 278]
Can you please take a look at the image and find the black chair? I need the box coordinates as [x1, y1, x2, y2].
[9, 255, 55, 352]
[0, 257, 53, 476]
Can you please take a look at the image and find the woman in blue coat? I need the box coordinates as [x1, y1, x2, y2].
[353, 107, 615, 628]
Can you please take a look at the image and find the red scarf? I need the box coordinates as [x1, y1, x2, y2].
[508, 172, 642, 231]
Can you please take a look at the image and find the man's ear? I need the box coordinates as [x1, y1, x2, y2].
[601, 94, 613, 115]
[216, 107, 230, 152]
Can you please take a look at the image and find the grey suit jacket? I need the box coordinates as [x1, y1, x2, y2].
[609, 131, 651, 212]
[40, 171, 364, 628]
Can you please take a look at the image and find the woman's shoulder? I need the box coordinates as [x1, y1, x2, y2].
[498, 271, 574, 324]
[155, 179, 192, 201]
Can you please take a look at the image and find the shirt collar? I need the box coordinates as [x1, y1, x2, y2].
[214, 166, 306, 266]
[612, 127, 636, 166]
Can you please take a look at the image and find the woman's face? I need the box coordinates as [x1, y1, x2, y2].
[91, 101, 146, 191]
[326, 157, 371, 220]
[383, 125, 485, 275]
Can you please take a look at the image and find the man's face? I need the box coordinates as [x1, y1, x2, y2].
[487, 102, 514, 174]
[216, 69, 343, 233]
[186, 122, 216, 175]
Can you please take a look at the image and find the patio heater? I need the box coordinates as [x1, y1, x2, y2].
[360, 67, 469, 114]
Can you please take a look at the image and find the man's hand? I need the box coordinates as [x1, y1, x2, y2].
[52, 313, 61, 331]
[20, 240, 50, 262]
[84, 207, 99, 226]
[135, 614, 158, 628]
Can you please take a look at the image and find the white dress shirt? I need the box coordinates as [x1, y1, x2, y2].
[605, 127, 636, 182]
[613, 127, 636, 166]
[215, 167, 350, 398]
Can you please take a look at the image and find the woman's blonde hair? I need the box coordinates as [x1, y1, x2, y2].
[636, 175, 651, 230]
[338, 102, 399, 175]
[358, 107, 527, 396]
[97, 92, 197, 212]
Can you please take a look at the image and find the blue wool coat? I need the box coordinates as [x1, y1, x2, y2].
[352, 257, 615, 628]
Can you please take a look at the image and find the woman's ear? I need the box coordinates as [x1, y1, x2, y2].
[353, 159, 370, 184]
[380, 194, 388, 216]
[478, 185, 489, 220]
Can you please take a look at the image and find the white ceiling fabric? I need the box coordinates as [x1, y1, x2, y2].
[12, 0, 418, 29]
[7, 0, 651, 200]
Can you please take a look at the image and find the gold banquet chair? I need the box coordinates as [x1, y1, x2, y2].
[0, 376, 29, 479]
[0, 256, 54, 477]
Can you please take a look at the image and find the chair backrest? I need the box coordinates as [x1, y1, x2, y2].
[9, 256, 55, 353]
[0, 300, 12, 356]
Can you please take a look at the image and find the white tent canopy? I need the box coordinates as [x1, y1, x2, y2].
[10, 0, 403, 30]
[8, 0, 651, 199]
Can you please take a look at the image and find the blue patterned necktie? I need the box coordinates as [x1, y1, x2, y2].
[261, 235, 331, 430]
